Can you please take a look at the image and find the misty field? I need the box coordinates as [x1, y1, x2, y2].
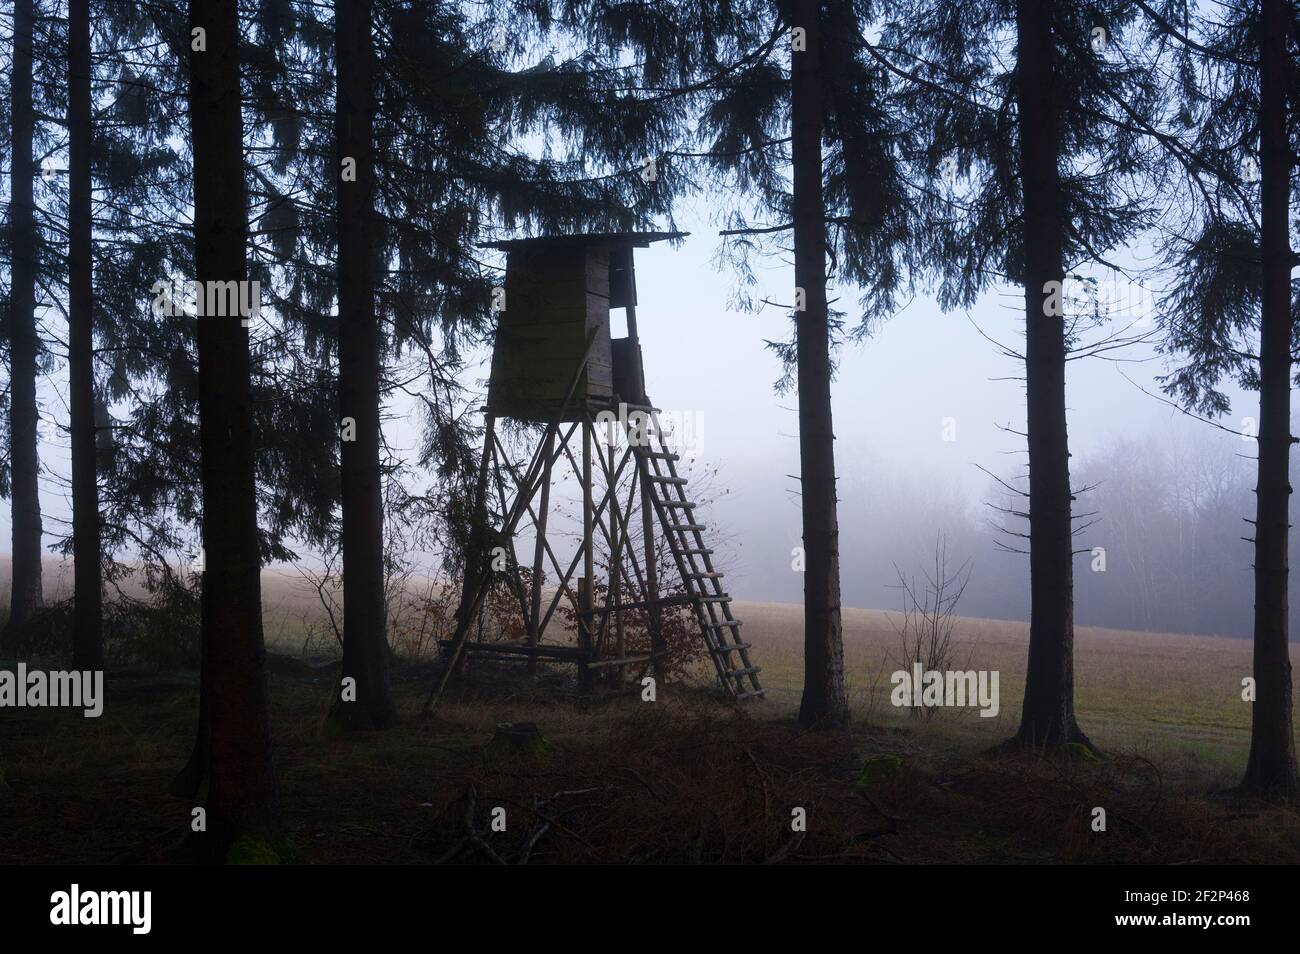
[4, 562, 1299, 864]
[246, 565, 1283, 786]
[744, 601, 1276, 786]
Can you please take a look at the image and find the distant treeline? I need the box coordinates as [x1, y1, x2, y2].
[839, 425, 1273, 640]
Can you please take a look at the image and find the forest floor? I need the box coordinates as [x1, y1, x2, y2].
[4, 598, 1300, 863]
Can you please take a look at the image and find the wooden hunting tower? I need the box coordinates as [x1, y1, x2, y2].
[488, 236, 621, 420]
[426, 231, 763, 708]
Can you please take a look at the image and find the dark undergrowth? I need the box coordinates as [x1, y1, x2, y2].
[2, 659, 1299, 864]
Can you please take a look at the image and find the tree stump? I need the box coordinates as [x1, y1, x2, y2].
[488, 722, 548, 759]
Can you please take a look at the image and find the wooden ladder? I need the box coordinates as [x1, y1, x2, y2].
[629, 406, 764, 700]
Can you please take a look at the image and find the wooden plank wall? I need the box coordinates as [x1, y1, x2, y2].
[487, 244, 614, 420]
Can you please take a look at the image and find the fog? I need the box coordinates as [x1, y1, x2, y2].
[471, 208, 1284, 640]
[12, 207, 1295, 640]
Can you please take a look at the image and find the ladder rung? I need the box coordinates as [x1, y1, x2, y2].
[628, 392, 762, 702]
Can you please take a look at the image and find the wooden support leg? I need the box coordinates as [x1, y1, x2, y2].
[640, 459, 665, 684]
[453, 415, 496, 677]
[528, 428, 556, 674]
[580, 422, 595, 692]
[577, 576, 592, 691]
[609, 440, 626, 687]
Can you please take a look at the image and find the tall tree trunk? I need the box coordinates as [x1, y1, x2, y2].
[792, 0, 848, 728]
[169, 616, 209, 797]
[330, 0, 397, 730]
[6, 0, 43, 639]
[186, 0, 281, 855]
[69, 0, 102, 670]
[1012, 0, 1090, 750]
[1241, 0, 1298, 799]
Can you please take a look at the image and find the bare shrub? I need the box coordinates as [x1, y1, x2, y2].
[891, 534, 972, 719]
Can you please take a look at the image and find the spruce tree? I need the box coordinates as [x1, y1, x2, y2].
[889, 0, 1163, 748]
[186, 0, 281, 856]
[331, 0, 397, 729]
[1144, 0, 1299, 798]
[5, 0, 43, 638]
[68, 0, 101, 668]
[564, 0, 924, 725]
